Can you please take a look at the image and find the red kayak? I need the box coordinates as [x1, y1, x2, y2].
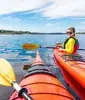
[9, 51, 74, 100]
[54, 47, 85, 100]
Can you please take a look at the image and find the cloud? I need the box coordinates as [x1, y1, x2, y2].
[0, 0, 85, 19]
[71, 17, 85, 20]
[45, 22, 60, 27]
[2, 16, 21, 22]
[0, 0, 52, 15]
[80, 21, 85, 24]
[0, 23, 24, 31]
[45, 23, 53, 26]
[77, 26, 85, 32]
[42, 0, 85, 19]
[0, 24, 13, 30]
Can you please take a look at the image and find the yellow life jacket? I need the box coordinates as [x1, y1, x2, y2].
[64, 37, 79, 53]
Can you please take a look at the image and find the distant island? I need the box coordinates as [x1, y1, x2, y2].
[0, 29, 85, 34]
[76, 32, 85, 34]
[31, 32, 64, 34]
[0, 29, 31, 34]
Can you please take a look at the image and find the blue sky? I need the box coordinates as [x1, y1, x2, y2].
[0, 0, 85, 33]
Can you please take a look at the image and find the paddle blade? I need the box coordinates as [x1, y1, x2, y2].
[23, 64, 31, 70]
[22, 43, 40, 50]
[0, 58, 16, 86]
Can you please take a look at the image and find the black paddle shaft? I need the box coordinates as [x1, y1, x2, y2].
[40, 46, 54, 49]
[40, 46, 85, 51]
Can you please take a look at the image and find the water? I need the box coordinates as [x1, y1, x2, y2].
[0, 34, 85, 63]
[0, 34, 65, 64]
[0, 34, 85, 100]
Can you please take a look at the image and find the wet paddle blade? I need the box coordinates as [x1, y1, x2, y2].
[22, 43, 40, 50]
[0, 58, 16, 86]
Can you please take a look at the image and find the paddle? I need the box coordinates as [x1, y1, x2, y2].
[23, 64, 31, 70]
[22, 43, 62, 50]
[0, 58, 32, 100]
[22, 43, 85, 51]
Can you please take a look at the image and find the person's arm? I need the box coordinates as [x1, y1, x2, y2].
[55, 43, 63, 48]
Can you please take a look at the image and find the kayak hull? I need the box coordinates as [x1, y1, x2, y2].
[9, 51, 74, 100]
[54, 48, 85, 100]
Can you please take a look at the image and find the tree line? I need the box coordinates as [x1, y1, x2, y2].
[0, 29, 31, 34]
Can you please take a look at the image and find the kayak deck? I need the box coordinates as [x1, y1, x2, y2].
[54, 48, 85, 100]
[9, 51, 74, 100]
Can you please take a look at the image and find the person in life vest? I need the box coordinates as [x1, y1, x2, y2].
[55, 27, 79, 54]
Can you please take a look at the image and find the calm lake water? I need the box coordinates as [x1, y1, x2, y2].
[0, 34, 85, 100]
[0, 34, 85, 63]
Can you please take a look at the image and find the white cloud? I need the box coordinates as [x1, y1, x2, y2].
[71, 17, 85, 20]
[2, 16, 21, 22]
[0, 23, 24, 31]
[42, 0, 85, 18]
[45, 23, 53, 26]
[0, 0, 85, 19]
[80, 21, 85, 24]
[45, 22, 60, 26]
[0, 0, 52, 15]
[0, 24, 13, 30]
[77, 26, 85, 32]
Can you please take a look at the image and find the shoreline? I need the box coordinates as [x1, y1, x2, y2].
[0, 33, 85, 35]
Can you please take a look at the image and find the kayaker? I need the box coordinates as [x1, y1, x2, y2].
[55, 27, 79, 53]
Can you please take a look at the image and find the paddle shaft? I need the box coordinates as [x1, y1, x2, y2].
[0, 58, 32, 100]
[40, 46, 54, 49]
[0, 68, 32, 100]
[12, 82, 32, 100]
[40, 46, 85, 51]
[78, 48, 85, 51]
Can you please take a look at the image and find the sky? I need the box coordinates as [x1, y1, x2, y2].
[0, 0, 85, 33]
